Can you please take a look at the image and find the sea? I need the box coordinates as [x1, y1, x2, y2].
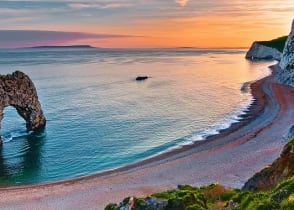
[0, 47, 274, 185]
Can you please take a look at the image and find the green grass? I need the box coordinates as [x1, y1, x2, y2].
[257, 36, 288, 52]
[105, 176, 294, 209]
[231, 176, 294, 210]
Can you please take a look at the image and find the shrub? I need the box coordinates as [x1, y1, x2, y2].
[122, 196, 130, 205]
[220, 189, 237, 201]
[165, 198, 186, 210]
[201, 183, 226, 202]
[281, 198, 294, 210]
[275, 176, 294, 194]
[186, 204, 206, 210]
[152, 191, 176, 200]
[104, 203, 119, 210]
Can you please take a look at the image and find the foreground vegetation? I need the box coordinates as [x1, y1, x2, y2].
[105, 177, 294, 209]
[257, 36, 288, 52]
[106, 138, 294, 209]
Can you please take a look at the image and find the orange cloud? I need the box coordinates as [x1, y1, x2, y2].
[176, 0, 189, 7]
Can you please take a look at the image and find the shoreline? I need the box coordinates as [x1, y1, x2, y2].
[0, 71, 267, 188]
[1, 64, 294, 209]
[0, 66, 266, 188]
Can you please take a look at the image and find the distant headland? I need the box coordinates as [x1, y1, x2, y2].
[30, 45, 95, 49]
[246, 36, 287, 61]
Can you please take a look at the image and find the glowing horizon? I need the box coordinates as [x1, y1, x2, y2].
[0, 0, 293, 48]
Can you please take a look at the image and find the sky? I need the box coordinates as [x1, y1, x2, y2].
[0, 0, 293, 48]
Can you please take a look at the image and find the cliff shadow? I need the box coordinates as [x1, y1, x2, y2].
[0, 132, 45, 186]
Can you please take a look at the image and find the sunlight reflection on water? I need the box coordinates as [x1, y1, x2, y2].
[0, 48, 273, 185]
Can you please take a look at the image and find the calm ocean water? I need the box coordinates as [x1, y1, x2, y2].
[0, 48, 274, 185]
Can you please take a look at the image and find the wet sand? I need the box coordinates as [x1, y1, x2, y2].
[1, 64, 294, 209]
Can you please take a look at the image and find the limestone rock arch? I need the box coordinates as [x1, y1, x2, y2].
[0, 71, 46, 144]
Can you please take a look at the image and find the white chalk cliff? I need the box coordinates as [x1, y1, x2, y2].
[276, 20, 294, 86]
[246, 42, 282, 60]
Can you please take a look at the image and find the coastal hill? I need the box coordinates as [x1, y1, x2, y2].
[245, 36, 287, 61]
[257, 36, 288, 53]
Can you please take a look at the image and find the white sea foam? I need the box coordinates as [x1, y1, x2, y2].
[2, 130, 28, 143]
[185, 93, 254, 144]
[147, 96, 255, 159]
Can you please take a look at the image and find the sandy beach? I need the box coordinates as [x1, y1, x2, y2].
[0, 64, 294, 210]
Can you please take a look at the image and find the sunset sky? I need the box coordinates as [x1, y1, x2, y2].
[0, 0, 293, 48]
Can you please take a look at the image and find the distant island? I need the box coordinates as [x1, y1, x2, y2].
[30, 45, 95, 49]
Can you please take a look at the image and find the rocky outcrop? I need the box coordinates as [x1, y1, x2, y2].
[0, 71, 46, 144]
[276, 20, 294, 86]
[246, 42, 282, 60]
[105, 196, 168, 210]
[136, 76, 149, 81]
[286, 125, 294, 139]
[279, 20, 294, 69]
[242, 137, 294, 192]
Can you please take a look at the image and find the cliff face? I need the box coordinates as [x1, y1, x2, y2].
[245, 41, 282, 60]
[276, 20, 294, 86]
[279, 20, 294, 69]
[0, 71, 46, 143]
[242, 138, 294, 192]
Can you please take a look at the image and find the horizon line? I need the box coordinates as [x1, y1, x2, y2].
[0, 45, 249, 50]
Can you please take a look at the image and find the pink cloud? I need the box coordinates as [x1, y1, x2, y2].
[67, 2, 132, 10]
[176, 0, 189, 7]
[0, 30, 134, 48]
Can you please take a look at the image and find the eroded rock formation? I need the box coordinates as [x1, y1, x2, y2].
[276, 20, 294, 86]
[242, 138, 294, 192]
[246, 41, 282, 60]
[0, 71, 46, 144]
[279, 20, 294, 69]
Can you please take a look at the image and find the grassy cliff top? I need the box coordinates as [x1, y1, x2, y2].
[105, 178, 294, 209]
[106, 138, 294, 209]
[257, 36, 288, 52]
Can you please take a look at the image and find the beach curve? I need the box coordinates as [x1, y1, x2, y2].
[1, 64, 294, 209]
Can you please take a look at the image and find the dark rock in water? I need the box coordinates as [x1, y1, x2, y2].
[136, 76, 149, 81]
[0, 71, 46, 144]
